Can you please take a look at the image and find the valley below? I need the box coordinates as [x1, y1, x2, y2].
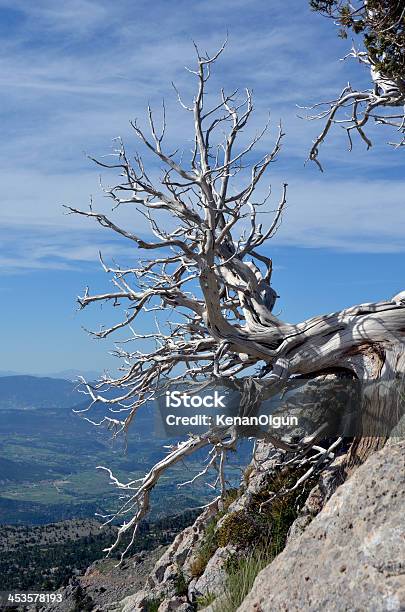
[0, 375, 218, 525]
[0, 375, 244, 593]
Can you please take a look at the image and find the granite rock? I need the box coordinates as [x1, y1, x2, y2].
[238, 439, 405, 612]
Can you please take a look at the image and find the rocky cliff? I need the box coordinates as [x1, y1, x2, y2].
[46, 421, 404, 612]
[239, 436, 405, 612]
[113, 434, 404, 612]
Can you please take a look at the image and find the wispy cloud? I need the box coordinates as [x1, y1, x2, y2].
[272, 178, 405, 252]
[0, 224, 140, 274]
[1, 0, 404, 274]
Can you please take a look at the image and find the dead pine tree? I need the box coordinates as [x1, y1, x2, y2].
[66, 42, 405, 560]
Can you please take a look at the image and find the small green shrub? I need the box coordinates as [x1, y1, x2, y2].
[174, 570, 188, 596]
[222, 488, 239, 511]
[217, 511, 260, 547]
[72, 585, 93, 612]
[192, 467, 313, 596]
[145, 597, 163, 612]
[196, 591, 216, 609]
[214, 466, 317, 611]
[189, 491, 241, 578]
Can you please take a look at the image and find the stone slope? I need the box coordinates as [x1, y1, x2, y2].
[41, 546, 165, 612]
[238, 438, 405, 612]
[49, 424, 403, 611]
[115, 441, 346, 611]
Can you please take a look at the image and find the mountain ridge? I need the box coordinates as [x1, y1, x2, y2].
[0, 369, 101, 381]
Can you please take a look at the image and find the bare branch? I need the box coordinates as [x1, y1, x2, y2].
[70, 41, 405, 560]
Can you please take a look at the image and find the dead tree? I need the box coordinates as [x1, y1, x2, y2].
[67, 43, 405, 559]
[306, 1, 405, 169]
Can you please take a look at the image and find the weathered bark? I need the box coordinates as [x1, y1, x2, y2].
[344, 343, 405, 472]
[67, 44, 405, 556]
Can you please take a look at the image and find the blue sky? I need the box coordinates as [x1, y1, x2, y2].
[0, 0, 404, 374]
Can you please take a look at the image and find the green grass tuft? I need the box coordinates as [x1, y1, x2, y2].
[174, 569, 188, 596]
[190, 519, 218, 577]
[214, 546, 274, 612]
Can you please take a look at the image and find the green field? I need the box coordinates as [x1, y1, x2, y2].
[0, 376, 248, 524]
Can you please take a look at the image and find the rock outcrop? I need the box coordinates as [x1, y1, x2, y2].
[119, 505, 219, 612]
[41, 547, 166, 612]
[116, 440, 347, 611]
[238, 438, 405, 612]
[43, 415, 403, 611]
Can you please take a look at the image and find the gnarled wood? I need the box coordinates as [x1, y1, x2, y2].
[68, 44, 405, 557]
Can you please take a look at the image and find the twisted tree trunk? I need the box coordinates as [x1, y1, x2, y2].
[68, 43, 405, 556]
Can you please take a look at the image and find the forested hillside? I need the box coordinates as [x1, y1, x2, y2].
[0, 512, 199, 591]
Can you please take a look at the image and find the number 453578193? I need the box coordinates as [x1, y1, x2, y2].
[7, 593, 63, 604]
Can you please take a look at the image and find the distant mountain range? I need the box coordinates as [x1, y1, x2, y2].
[0, 375, 82, 410]
[0, 369, 101, 381]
